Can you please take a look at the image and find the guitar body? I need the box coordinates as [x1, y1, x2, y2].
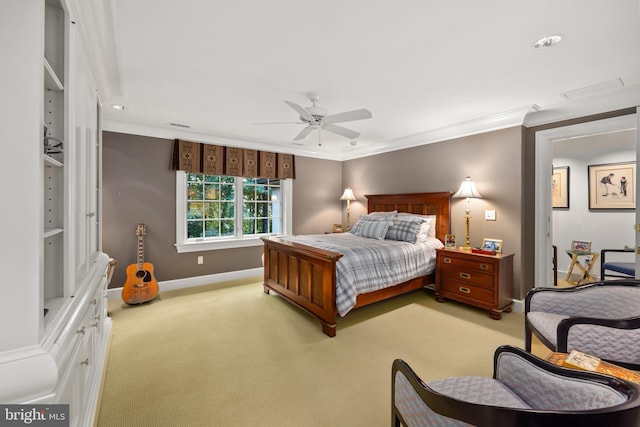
[122, 262, 159, 305]
[122, 224, 159, 305]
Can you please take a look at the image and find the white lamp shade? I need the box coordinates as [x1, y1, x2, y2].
[453, 177, 482, 199]
[340, 187, 356, 201]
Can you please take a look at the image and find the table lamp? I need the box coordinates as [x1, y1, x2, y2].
[340, 187, 357, 230]
[452, 176, 482, 250]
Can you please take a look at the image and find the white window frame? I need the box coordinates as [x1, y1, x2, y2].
[174, 171, 292, 253]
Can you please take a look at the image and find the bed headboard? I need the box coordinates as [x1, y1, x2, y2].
[365, 192, 451, 242]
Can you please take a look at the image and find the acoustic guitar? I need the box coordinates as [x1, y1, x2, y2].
[122, 224, 159, 305]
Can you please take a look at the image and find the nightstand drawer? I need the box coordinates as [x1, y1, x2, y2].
[439, 265, 494, 289]
[438, 254, 495, 273]
[440, 280, 493, 304]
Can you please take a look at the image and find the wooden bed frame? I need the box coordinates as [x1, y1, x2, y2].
[262, 192, 451, 337]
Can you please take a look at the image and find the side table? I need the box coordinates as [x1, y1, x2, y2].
[564, 250, 599, 285]
[546, 352, 640, 385]
[435, 248, 513, 319]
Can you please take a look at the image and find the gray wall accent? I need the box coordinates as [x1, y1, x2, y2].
[292, 156, 343, 234]
[102, 132, 342, 288]
[342, 126, 525, 297]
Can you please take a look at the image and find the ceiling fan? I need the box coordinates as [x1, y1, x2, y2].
[255, 93, 372, 141]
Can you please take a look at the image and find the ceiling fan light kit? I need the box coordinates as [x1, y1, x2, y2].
[256, 93, 372, 143]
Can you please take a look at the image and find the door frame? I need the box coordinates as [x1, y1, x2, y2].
[533, 110, 638, 287]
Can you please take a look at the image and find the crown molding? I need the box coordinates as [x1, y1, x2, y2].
[64, 0, 123, 97]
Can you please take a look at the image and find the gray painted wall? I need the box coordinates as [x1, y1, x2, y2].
[342, 126, 525, 297]
[102, 132, 342, 288]
[103, 127, 525, 298]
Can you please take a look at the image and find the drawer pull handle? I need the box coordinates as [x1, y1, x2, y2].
[480, 264, 488, 270]
[459, 272, 471, 279]
[459, 286, 471, 294]
[443, 258, 451, 264]
[81, 358, 89, 366]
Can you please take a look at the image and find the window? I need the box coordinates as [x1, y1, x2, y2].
[175, 171, 291, 252]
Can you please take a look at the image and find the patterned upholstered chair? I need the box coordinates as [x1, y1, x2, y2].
[392, 345, 640, 427]
[525, 280, 640, 370]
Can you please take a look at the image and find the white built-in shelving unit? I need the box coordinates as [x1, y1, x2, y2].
[0, 1, 112, 426]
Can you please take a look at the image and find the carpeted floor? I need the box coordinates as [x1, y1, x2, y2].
[96, 278, 548, 427]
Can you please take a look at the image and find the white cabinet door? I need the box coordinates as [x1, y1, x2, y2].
[68, 23, 100, 291]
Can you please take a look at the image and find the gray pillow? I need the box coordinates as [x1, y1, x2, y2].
[354, 218, 392, 240]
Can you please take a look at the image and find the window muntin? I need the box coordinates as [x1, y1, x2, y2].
[242, 178, 282, 236]
[185, 174, 282, 241]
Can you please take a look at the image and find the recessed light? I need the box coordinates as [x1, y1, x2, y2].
[111, 104, 125, 110]
[533, 34, 563, 49]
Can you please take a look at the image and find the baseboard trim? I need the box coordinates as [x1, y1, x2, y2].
[107, 268, 263, 300]
[511, 298, 524, 313]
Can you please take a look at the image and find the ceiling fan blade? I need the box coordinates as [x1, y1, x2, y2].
[252, 121, 305, 125]
[324, 124, 360, 139]
[293, 125, 314, 141]
[284, 100, 316, 123]
[323, 108, 372, 125]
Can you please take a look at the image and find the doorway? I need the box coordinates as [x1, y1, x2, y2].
[534, 113, 638, 287]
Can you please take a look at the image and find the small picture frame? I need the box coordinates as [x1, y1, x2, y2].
[481, 238, 503, 254]
[570, 240, 592, 253]
[332, 223, 344, 233]
[444, 234, 456, 248]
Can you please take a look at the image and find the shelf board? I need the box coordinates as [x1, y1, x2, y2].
[43, 153, 63, 167]
[44, 227, 63, 239]
[44, 57, 63, 91]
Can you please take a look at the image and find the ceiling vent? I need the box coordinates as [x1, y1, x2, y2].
[561, 78, 624, 100]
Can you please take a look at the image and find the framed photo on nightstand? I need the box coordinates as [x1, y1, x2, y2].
[482, 238, 503, 254]
[444, 234, 456, 248]
[332, 224, 344, 233]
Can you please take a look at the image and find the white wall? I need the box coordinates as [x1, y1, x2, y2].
[552, 129, 636, 278]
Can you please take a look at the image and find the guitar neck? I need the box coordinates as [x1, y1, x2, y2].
[137, 234, 145, 269]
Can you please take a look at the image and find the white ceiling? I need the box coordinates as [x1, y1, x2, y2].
[86, 0, 640, 160]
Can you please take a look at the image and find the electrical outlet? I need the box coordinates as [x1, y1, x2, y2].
[197, 256, 204, 265]
[485, 210, 496, 221]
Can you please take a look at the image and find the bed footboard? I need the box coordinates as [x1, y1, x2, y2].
[262, 237, 343, 337]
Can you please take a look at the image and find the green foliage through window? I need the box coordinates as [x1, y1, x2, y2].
[186, 174, 281, 240]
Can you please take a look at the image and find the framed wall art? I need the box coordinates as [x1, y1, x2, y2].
[588, 161, 635, 210]
[552, 166, 569, 209]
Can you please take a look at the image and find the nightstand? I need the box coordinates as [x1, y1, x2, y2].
[435, 248, 514, 319]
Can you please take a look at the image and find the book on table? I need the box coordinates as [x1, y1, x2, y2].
[563, 350, 601, 371]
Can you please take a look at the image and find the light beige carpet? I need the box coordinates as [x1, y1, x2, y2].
[97, 278, 547, 427]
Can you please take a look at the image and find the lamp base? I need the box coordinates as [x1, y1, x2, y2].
[458, 246, 472, 252]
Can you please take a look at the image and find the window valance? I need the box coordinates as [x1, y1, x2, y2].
[171, 139, 295, 179]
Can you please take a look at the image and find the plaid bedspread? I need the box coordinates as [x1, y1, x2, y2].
[282, 233, 443, 316]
